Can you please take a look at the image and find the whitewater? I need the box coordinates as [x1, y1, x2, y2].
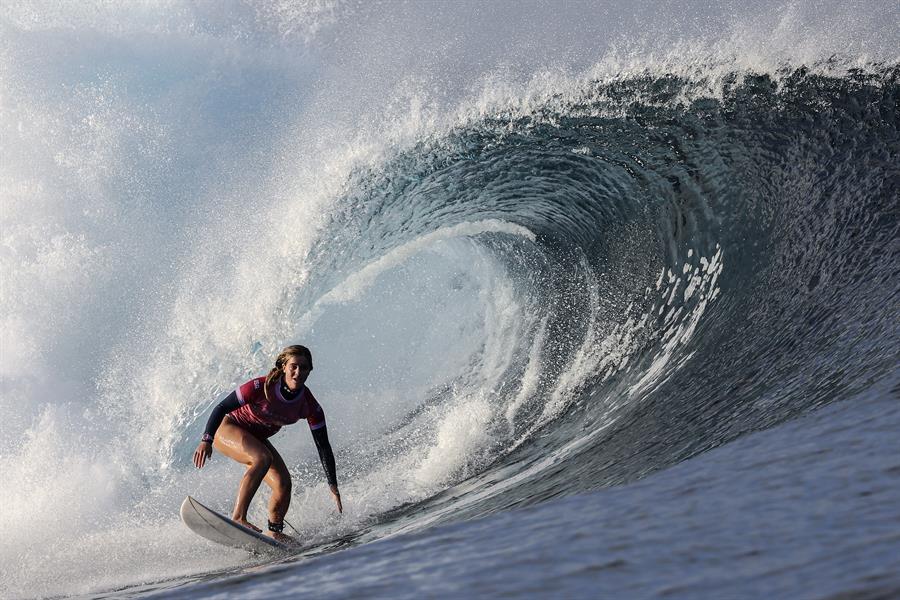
[1, 1, 898, 598]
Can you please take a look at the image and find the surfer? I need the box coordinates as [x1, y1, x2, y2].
[192, 345, 342, 542]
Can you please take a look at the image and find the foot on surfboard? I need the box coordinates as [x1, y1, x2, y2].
[266, 530, 295, 545]
[233, 518, 262, 533]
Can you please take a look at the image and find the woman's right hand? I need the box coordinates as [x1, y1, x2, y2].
[329, 484, 343, 514]
[193, 441, 212, 469]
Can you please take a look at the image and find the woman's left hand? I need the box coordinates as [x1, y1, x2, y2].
[329, 484, 343, 514]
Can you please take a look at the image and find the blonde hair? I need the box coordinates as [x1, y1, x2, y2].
[264, 345, 313, 401]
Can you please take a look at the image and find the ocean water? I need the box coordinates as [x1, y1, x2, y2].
[1, 1, 898, 598]
[146, 376, 900, 599]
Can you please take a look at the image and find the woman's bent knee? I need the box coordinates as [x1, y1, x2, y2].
[250, 450, 273, 471]
[265, 467, 291, 495]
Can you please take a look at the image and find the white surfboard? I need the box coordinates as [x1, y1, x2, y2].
[180, 495, 289, 554]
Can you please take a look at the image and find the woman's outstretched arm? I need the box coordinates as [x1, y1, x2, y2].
[311, 425, 342, 512]
[193, 391, 240, 468]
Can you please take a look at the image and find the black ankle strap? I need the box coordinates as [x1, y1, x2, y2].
[268, 520, 284, 532]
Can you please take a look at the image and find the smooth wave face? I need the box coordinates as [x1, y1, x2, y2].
[1, 1, 898, 597]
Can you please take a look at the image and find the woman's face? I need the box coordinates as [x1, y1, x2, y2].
[283, 355, 312, 391]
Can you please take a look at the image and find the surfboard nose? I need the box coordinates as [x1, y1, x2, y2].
[180, 495, 289, 554]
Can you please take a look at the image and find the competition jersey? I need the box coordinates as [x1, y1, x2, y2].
[228, 376, 325, 439]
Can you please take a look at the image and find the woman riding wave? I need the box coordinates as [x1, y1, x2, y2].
[193, 345, 342, 542]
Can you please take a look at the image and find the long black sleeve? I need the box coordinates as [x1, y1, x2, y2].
[311, 425, 337, 486]
[202, 391, 241, 440]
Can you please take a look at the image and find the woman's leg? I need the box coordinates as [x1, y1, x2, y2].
[262, 440, 292, 526]
[213, 417, 273, 530]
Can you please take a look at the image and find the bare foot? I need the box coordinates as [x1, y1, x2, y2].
[233, 517, 261, 532]
[266, 530, 294, 545]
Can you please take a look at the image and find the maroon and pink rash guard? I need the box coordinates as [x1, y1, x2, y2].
[202, 376, 337, 486]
